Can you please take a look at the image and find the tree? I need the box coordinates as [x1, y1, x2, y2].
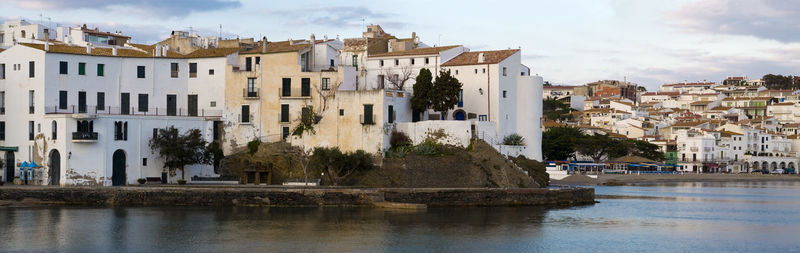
[411, 68, 433, 114]
[762, 74, 794, 89]
[636, 86, 647, 92]
[430, 69, 463, 119]
[310, 147, 374, 186]
[629, 139, 665, 161]
[382, 65, 415, 90]
[543, 98, 575, 121]
[543, 81, 552, 86]
[575, 134, 614, 163]
[281, 147, 313, 186]
[149, 126, 212, 180]
[542, 127, 584, 161]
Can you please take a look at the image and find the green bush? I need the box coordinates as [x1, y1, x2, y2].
[390, 131, 412, 148]
[247, 139, 261, 156]
[414, 141, 441, 156]
[503, 134, 525, 146]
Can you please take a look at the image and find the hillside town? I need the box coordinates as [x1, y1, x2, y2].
[0, 19, 543, 186]
[543, 75, 800, 178]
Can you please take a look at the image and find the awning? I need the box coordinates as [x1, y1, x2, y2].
[0, 146, 18, 152]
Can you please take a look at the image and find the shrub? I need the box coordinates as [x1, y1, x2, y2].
[311, 147, 374, 185]
[414, 140, 440, 156]
[390, 131, 412, 148]
[503, 134, 525, 146]
[177, 179, 187, 185]
[247, 139, 261, 156]
[386, 145, 412, 158]
[137, 178, 147, 185]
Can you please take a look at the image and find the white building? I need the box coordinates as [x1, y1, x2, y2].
[0, 42, 224, 186]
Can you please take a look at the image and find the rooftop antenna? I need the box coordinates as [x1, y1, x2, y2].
[362, 18, 365, 31]
[219, 24, 222, 39]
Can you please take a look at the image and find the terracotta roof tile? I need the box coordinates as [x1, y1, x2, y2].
[441, 49, 518, 66]
[370, 45, 460, 57]
[240, 40, 310, 55]
[20, 42, 178, 58]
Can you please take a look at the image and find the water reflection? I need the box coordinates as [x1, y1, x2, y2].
[2, 182, 800, 252]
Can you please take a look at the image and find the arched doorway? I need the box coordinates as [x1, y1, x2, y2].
[112, 150, 126, 186]
[49, 150, 61, 186]
[453, 110, 466, 121]
[4, 152, 14, 183]
[771, 162, 778, 171]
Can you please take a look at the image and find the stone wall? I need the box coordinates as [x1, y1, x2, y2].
[0, 186, 593, 207]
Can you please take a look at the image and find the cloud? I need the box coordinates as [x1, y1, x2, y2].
[669, 0, 800, 43]
[0, 0, 242, 18]
[261, 6, 403, 28]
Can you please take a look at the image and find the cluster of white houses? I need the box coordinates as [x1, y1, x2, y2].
[546, 78, 800, 174]
[0, 20, 544, 186]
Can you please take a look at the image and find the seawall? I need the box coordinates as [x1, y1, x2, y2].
[0, 186, 594, 208]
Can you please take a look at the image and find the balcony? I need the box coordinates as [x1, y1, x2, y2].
[360, 114, 376, 125]
[45, 105, 222, 118]
[279, 88, 311, 99]
[72, 131, 98, 142]
[243, 88, 260, 99]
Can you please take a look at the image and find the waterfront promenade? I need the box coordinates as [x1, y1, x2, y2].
[554, 173, 800, 185]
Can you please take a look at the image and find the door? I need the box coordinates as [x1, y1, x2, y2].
[188, 95, 198, 116]
[120, 93, 130, 115]
[301, 78, 310, 96]
[112, 149, 126, 186]
[4, 152, 13, 183]
[49, 150, 60, 186]
[454, 111, 466, 120]
[167, 94, 177, 116]
[78, 91, 86, 113]
[161, 172, 167, 184]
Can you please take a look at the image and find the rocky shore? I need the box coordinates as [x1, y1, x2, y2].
[0, 186, 594, 208]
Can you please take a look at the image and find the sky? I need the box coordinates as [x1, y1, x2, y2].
[1, 0, 799, 90]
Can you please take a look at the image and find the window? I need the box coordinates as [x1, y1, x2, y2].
[1, 63, 5, 79]
[388, 105, 394, 123]
[458, 90, 463, 107]
[29, 121, 34, 140]
[189, 63, 197, 78]
[245, 57, 252, 71]
[475, 69, 478, 74]
[241, 105, 250, 123]
[29, 90, 34, 114]
[503, 67, 507, 76]
[301, 78, 310, 97]
[281, 104, 289, 122]
[282, 126, 290, 139]
[425, 58, 429, 64]
[97, 64, 105, 76]
[455, 70, 459, 75]
[322, 78, 330, 90]
[339, 109, 344, 116]
[330, 59, 334, 67]
[114, 121, 128, 140]
[170, 63, 179, 78]
[0, 121, 4, 140]
[29, 61, 35, 78]
[411, 58, 415, 65]
[142, 158, 147, 166]
[394, 59, 399, 66]
[78, 62, 86, 75]
[210, 101, 216, 107]
[478, 115, 487, 121]
[380, 60, 384, 67]
[52, 121, 57, 140]
[138, 94, 148, 112]
[59, 61, 68, 75]
[282, 78, 291, 96]
[352, 55, 358, 68]
[59, 91, 68, 110]
[362, 104, 374, 124]
[503, 90, 507, 98]
[482, 68, 486, 73]
[96, 92, 105, 110]
[209, 69, 215, 75]
[247, 78, 257, 95]
[255, 56, 261, 65]
[137, 66, 145, 78]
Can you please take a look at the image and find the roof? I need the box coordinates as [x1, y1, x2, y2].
[709, 106, 732, 111]
[612, 100, 634, 106]
[128, 43, 185, 58]
[670, 120, 709, 127]
[771, 102, 794, 106]
[441, 49, 519, 66]
[690, 101, 713, 105]
[184, 47, 241, 58]
[612, 155, 657, 163]
[370, 45, 460, 57]
[240, 40, 310, 55]
[81, 28, 131, 39]
[544, 85, 579, 90]
[19, 43, 164, 58]
[722, 96, 772, 101]
[543, 120, 566, 128]
[643, 91, 680, 96]
[0, 48, 4, 53]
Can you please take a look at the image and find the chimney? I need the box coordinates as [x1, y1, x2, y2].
[262, 36, 267, 53]
[324, 35, 328, 41]
[412, 32, 417, 43]
[478, 52, 485, 63]
[44, 42, 49, 51]
[155, 45, 161, 57]
[289, 38, 293, 45]
[87, 43, 92, 54]
[112, 47, 118, 56]
[162, 45, 168, 57]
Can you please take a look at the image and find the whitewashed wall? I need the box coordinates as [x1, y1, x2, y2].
[395, 120, 471, 148]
